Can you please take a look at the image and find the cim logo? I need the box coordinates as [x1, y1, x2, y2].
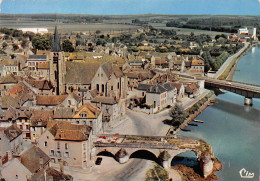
[239, 168, 254, 179]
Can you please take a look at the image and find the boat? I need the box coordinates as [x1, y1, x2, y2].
[194, 120, 204, 123]
[181, 128, 191, 132]
[188, 123, 198, 126]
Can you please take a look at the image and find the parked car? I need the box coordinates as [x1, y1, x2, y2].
[95, 157, 102, 165]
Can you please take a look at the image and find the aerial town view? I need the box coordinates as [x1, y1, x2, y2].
[0, 0, 259, 181]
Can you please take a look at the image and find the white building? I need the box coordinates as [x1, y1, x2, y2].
[18, 28, 48, 35]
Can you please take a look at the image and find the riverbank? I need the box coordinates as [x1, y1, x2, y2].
[174, 91, 216, 134]
[216, 42, 250, 80]
[225, 43, 256, 80]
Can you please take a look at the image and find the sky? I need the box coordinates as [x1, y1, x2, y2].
[0, 0, 260, 15]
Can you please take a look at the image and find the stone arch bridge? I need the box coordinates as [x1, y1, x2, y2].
[93, 134, 216, 178]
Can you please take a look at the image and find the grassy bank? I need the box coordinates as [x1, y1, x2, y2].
[218, 43, 251, 80]
[173, 91, 216, 134]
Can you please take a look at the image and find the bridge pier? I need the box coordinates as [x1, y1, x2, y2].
[115, 149, 129, 164]
[244, 97, 253, 106]
[200, 155, 214, 178]
[158, 151, 171, 169]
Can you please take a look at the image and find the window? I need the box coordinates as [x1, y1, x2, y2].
[26, 125, 29, 130]
[68, 100, 71, 105]
[111, 86, 113, 91]
[57, 151, 61, 157]
[51, 158, 55, 163]
[83, 144, 86, 151]
[57, 142, 60, 149]
[118, 82, 120, 89]
[50, 150, 55, 156]
[47, 136, 49, 139]
[44, 141, 47, 147]
[102, 84, 104, 92]
[64, 152, 70, 157]
[80, 111, 88, 118]
[96, 84, 99, 91]
[65, 143, 69, 150]
[19, 125, 23, 130]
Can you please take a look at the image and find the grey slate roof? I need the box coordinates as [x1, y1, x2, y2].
[27, 55, 47, 60]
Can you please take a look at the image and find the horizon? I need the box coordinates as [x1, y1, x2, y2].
[0, 13, 260, 16]
[0, 0, 260, 15]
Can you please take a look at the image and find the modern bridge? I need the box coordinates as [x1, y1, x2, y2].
[175, 73, 260, 105]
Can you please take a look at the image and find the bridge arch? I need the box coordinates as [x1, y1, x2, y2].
[129, 149, 159, 163]
[97, 150, 116, 158]
[171, 150, 199, 168]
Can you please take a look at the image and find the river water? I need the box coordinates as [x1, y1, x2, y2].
[175, 45, 260, 181]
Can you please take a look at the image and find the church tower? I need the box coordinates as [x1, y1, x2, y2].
[49, 26, 66, 95]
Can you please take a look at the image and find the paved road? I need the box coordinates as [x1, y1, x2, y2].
[105, 109, 171, 181]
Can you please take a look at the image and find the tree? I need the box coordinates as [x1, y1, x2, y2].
[2, 42, 8, 49]
[21, 39, 28, 48]
[169, 103, 187, 126]
[32, 35, 51, 50]
[62, 40, 74, 52]
[12, 43, 19, 51]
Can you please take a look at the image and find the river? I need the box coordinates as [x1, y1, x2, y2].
[175, 45, 260, 181]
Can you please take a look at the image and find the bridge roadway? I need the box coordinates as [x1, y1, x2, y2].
[175, 73, 260, 104]
[94, 134, 200, 150]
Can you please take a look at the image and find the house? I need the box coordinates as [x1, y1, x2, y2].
[16, 110, 32, 139]
[0, 124, 23, 164]
[190, 58, 205, 73]
[145, 84, 168, 113]
[72, 102, 103, 135]
[0, 73, 19, 95]
[91, 96, 126, 128]
[166, 82, 185, 101]
[38, 120, 93, 168]
[1, 145, 50, 181]
[30, 110, 54, 141]
[3, 64, 19, 76]
[163, 83, 178, 106]
[136, 84, 168, 113]
[35, 94, 81, 109]
[23, 79, 53, 96]
[185, 83, 200, 98]
[53, 103, 103, 135]
[124, 70, 155, 92]
[1, 82, 35, 109]
[27, 55, 48, 71]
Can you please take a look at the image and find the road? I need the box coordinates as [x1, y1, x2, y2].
[107, 109, 171, 181]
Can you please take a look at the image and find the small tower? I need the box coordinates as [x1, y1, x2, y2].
[49, 26, 66, 95]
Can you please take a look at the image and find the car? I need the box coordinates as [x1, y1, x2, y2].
[95, 157, 102, 165]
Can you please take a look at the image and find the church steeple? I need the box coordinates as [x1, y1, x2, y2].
[51, 26, 61, 52]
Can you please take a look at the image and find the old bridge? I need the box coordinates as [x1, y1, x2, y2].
[93, 134, 215, 177]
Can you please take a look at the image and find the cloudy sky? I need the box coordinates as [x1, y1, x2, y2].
[0, 0, 260, 15]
